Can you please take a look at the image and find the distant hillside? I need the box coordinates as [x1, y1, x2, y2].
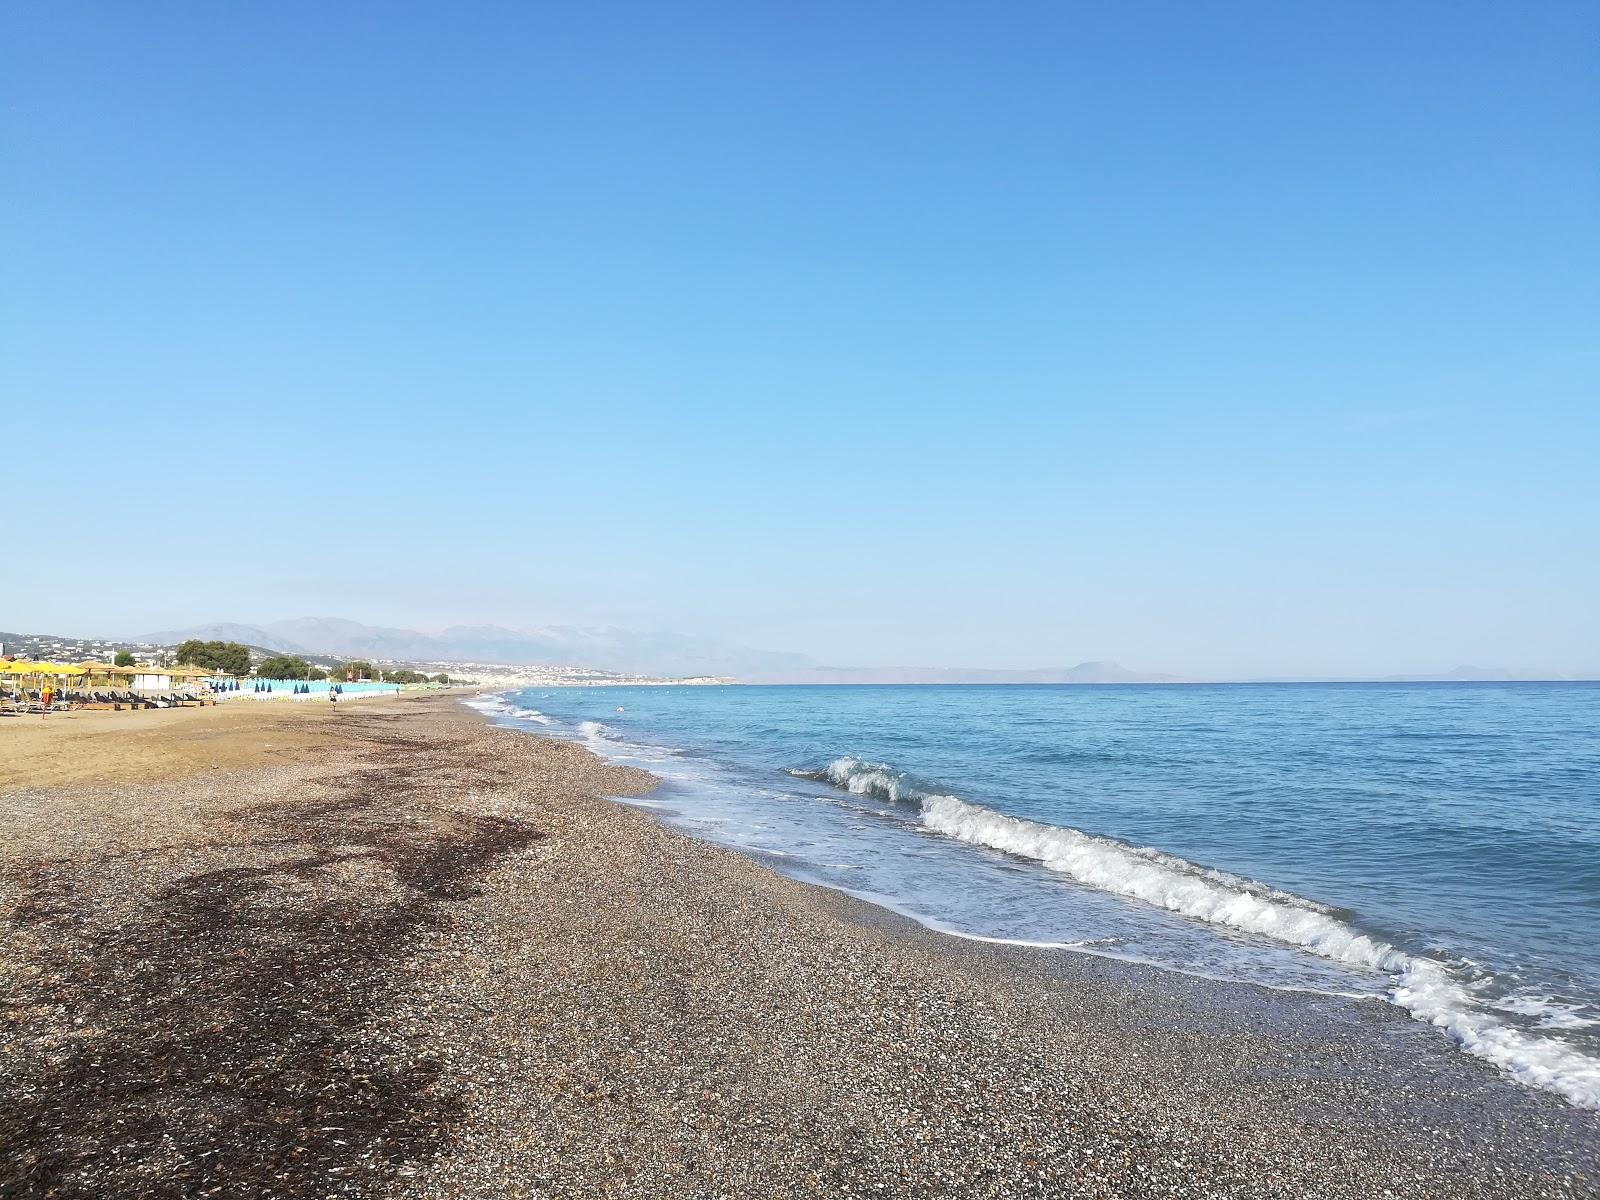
[139, 617, 817, 679]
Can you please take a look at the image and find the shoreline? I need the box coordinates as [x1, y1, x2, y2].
[3, 695, 1595, 1197]
[479, 688, 1600, 1114]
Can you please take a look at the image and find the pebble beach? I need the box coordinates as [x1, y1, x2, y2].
[2, 694, 1596, 1198]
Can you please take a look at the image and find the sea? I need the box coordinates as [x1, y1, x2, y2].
[465, 682, 1600, 1109]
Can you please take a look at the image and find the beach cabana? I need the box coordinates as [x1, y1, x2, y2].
[130, 667, 175, 692]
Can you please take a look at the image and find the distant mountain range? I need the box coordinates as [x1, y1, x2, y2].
[137, 618, 818, 679]
[133, 619, 1181, 682]
[124, 618, 1590, 683]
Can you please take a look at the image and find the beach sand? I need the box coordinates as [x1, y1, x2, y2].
[2, 695, 1595, 1198]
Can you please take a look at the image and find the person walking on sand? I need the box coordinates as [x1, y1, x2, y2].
[328, 683, 337, 707]
[40, 684, 53, 718]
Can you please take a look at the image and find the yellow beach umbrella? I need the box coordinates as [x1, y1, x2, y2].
[1, 662, 54, 698]
[2, 661, 84, 679]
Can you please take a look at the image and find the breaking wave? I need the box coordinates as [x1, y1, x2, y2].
[461, 693, 553, 724]
[795, 756, 1600, 1109]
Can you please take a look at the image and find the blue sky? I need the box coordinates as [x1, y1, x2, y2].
[5, 2, 1597, 676]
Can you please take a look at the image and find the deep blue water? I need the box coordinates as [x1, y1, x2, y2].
[470, 682, 1600, 1107]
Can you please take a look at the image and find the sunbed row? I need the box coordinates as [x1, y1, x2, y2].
[0, 688, 208, 713]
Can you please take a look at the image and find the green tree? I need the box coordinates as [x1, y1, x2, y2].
[113, 650, 135, 667]
[174, 640, 251, 675]
[256, 654, 314, 680]
[308, 666, 328, 681]
[342, 660, 375, 681]
[432, 673, 450, 685]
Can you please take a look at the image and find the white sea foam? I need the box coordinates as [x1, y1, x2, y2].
[462, 694, 555, 725]
[918, 793, 1404, 970]
[802, 756, 1600, 1110]
[1493, 995, 1600, 1030]
[1392, 961, 1600, 1105]
[804, 760, 1335, 913]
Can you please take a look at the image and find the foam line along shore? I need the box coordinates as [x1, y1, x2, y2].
[457, 691, 1600, 1196]
[467, 680, 1600, 1115]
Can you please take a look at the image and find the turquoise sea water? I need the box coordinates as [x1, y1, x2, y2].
[469, 682, 1600, 1107]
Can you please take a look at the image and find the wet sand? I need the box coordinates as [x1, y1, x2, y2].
[2, 695, 1595, 1198]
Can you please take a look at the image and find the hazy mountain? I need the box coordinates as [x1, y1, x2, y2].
[139, 622, 303, 653]
[133, 621, 1174, 682]
[1046, 660, 1178, 683]
[82, 623, 1600, 682]
[263, 618, 448, 660]
[139, 617, 817, 679]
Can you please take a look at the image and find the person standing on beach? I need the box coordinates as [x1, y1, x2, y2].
[40, 684, 53, 718]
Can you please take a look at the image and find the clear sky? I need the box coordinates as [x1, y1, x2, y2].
[5, 2, 1597, 677]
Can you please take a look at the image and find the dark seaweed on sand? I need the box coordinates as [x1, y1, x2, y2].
[1, 725, 541, 1199]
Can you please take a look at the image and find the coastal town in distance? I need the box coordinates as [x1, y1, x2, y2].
[0, 627, 735, 691]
